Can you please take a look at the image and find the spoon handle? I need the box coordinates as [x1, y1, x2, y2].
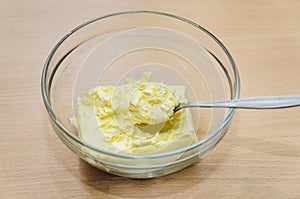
[176, 95, 300, 111]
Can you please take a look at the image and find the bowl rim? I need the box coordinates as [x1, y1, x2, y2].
[41, 10, 240, 160]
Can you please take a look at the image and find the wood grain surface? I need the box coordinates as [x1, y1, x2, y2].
[0, 0, 299, 198]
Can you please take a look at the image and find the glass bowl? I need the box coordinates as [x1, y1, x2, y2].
[41, 10, 240, 178]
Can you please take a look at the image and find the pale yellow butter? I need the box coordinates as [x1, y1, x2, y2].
[72, 72, 197, 155]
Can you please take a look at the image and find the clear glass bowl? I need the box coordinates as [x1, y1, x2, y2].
[41, 11, 240, 178]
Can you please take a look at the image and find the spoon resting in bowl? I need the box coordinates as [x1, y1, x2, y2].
[126, 82, 300, 124]
[173, 95, 300, 113]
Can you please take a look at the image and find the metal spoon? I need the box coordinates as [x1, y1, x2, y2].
[173, 95, 300, 113]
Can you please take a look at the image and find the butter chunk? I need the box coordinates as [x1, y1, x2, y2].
[72, 72, 197, 155]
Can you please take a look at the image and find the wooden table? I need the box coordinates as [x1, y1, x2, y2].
[1, 1, 299, 198]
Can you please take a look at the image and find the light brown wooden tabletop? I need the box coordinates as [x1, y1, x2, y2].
[1, 0, 300, 198]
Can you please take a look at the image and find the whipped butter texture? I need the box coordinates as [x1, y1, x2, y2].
[72, 72, 197, 155]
